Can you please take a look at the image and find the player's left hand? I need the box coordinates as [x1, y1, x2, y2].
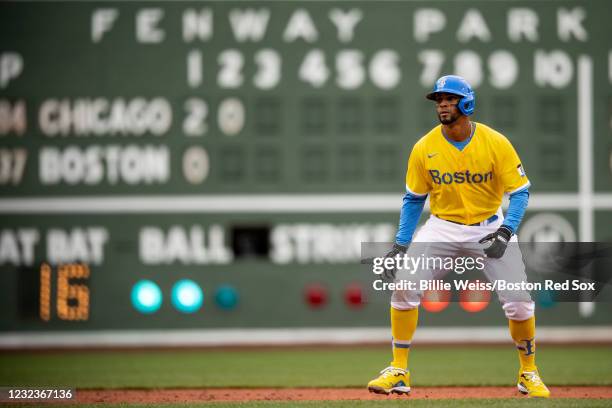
[479, 226, 512, 258]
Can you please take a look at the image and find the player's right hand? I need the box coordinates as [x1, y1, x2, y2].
[381, 243, 408, 281]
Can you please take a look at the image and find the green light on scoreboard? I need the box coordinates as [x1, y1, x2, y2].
[131, 280, 163, 314]
[215, 285, 238, 310]
[171, 279, 203, 313]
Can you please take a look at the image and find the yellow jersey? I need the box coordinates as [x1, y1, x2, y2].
[405, 122, 530, 225]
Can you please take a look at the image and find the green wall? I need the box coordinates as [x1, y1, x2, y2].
[0, 1, 610, 332]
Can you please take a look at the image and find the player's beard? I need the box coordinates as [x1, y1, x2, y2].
[438, 110, 460, 125]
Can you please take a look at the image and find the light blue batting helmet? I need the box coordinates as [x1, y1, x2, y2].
[426, 75, 475, 116]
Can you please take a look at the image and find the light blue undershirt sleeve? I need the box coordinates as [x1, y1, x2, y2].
[395, 192, 427, 245]
[502, 189, 529, 233]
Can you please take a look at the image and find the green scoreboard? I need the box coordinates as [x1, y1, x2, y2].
[1, 1, 611, 340]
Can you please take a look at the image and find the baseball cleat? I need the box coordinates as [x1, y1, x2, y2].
[517, 370, 550, 398]
[367, 366, 411, 395]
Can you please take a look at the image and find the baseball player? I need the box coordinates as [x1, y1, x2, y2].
[367, 75, 550, 398]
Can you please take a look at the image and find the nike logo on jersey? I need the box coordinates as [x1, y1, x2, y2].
[429, 169, 493, 184]
[427, 153, 438, 158]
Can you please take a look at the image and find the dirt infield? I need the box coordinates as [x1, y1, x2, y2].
[77, 387, 612, 403]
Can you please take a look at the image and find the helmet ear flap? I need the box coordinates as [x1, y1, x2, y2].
[459, 92, 475, 116]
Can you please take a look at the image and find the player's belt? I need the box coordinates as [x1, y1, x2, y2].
[436, 214, 498, 226]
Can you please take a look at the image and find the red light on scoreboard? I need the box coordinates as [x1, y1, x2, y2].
[304, 283, 328, 308]
[344, 283, 365, 308]
[459, 286, 491, 313]
[421, 289, 451, 313]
